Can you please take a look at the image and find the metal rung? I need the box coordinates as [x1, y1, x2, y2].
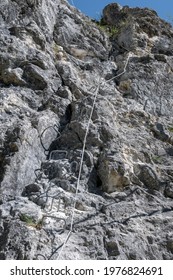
[49, 150, 68, 160]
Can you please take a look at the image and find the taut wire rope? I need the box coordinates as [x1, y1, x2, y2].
[52, 51, 132, 260]
[57, 77, 101, 259]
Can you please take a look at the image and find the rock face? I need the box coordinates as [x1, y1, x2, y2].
[0, 0, 173, 260]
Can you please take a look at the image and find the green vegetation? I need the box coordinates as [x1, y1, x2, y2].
[109, 26, 119, 36]
[168, 126, 173, 133]
[20, 214, 43, 230]
[151, 155, 162, 164]
[95, 20, 119, 37]
[20, 213, 34, 224]
[95, 16, 129, 37]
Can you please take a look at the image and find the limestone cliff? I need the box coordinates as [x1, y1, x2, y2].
[0, 0, 173, 260]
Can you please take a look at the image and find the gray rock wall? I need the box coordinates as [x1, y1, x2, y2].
[0, 0, 173, 259]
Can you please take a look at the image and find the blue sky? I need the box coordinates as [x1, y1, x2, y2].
[68, 0, 173, 24]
